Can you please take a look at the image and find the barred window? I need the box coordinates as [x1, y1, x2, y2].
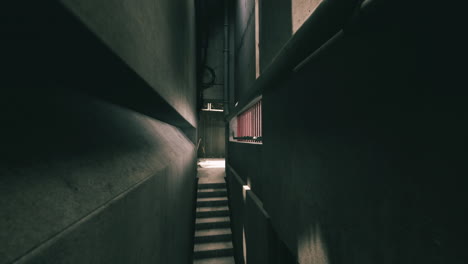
[235, 100, 262, 142]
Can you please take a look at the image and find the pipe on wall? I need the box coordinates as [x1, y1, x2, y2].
[223, 0, 230, 116]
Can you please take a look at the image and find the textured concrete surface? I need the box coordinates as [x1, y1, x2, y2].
[194, 256, 235, 264]
[196, 228, 232, 237]
[60, 0, 197, 127]
[194, 241, 233, 252]
[259, 0, 292, 72]
[0, 90, 196, 263]
[199, 0, 225, 103]
[244, 190, 296, 264]
[198, 112, 225, 158]
[1, 1, 197, 263]
[228, 142, 263, 197]
[226, 167, 247, 264]
[234, 0, 257, 102]
[1, 1, 196, 137]
[291, 0, 322, 32]
[228, 0, 468, 263]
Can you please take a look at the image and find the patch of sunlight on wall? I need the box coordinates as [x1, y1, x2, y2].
[255, 0, 260, 78]
[297, 222, 330, 264]
[242, 185, 250, 263]
[292, 0, 323, 33]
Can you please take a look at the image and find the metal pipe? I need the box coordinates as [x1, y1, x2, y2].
[223, 0, 229, 116]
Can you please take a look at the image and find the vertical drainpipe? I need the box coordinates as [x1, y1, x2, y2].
[223, 0, 229, 116]
[224, 0, 230, 168]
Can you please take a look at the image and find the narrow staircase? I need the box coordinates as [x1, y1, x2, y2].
[193, 182, 235, 264]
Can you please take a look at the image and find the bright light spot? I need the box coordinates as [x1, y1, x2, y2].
[242, 185, 250, 202]
[198, 159, 225, 168]
[291, 0, 322, 33]
[298, 223, 329, 264]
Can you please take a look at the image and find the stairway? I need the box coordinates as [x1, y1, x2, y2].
[193, 182, 235, 264]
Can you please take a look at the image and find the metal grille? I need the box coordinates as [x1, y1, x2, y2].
[236, 100, 262, 142]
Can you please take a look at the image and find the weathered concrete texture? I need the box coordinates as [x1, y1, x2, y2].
[1, 1, 198, 263]
[235, 0, 255, 47]
[0, 90, 196, 263]
[261, 7, 468, 264]
[229, 1, 468, 263]
[1, 1, 196, 137]
[198, 112, 225, 158]
[228, 142, 263, 199]
[259, 0, 292, 72]
[234, 0, 257, 102]
[291, 0, 322, 33]
[200, 0, 225, 102]
[226, 166, 297, 264]
[60, 0, 197, 127]
[225, 167, 246, 264]
[244, 191, 296, 264]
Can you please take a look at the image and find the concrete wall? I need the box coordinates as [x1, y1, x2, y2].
[291, 0, 322, 33]
[1, 1, 197, 263]
[228, 0, 468, 263]
[234, 0, 257, 102]
[259, 0, 292, 72]
[0, 90, 196, 264]
[60, 0, 197, 127]
[228, 143, 263, 197]
[198, 111, 225, 158]
[199, 0, 225, 103]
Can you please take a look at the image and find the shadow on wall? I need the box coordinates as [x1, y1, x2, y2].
[2, 1, 195, 140]
[259, 0, 292, 73]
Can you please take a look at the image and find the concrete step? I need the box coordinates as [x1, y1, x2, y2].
[197, 199, 228, 207]
[195, 233, 232, 243]
[197, 197, 228, 202]
[193, 256, 235, 264]
[195, 217, 230, 230]
[196, 216, 230, 224]
[198, 188, 226, 193]
[193, 242, 234, 259]
[198, 183, 226, 189]
[196, 221, 230, 230]
[195, 228, 231, 237]
[196, 206, 229, 212]
[197, 191, 227, 198]
[196, 210, 229, 218]
[196, 206, 230, 218]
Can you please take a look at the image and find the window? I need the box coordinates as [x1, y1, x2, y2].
[235, 100, 262, 142]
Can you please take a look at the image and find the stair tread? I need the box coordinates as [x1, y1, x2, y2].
[194, 241, 233, 252]
[197, 197, 228, 202]
[198, 188, 227, 193]
[196, 216, 230, 224]
[196, 206, 229, 212]
[198, 183, 226, 188]
[193, 256, 235, 264]
[195, 228, 231, 237]
[198, 179, 226, 184]
[195, 221, 230, 230]
[197, 192, 227, 198]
